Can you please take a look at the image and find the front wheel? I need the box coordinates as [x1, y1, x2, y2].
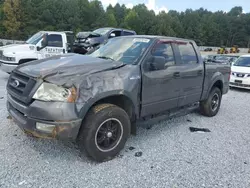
[78, 104, 131, 162]
[200, 87, 222, 117]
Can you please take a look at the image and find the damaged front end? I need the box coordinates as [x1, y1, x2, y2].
[73, 32, 104, 54]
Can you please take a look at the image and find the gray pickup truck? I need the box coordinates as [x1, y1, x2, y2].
[6, 36, 230, 162]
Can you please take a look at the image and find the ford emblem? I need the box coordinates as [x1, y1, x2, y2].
[13, 80, 20, 87]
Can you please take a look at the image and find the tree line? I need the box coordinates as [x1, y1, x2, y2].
[0, 0, 249, 47]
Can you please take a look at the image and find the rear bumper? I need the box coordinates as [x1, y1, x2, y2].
[7, 94, 82, 140]
[0, 62, 17, 73]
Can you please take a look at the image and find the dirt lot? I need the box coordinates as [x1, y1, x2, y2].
[0, 71, 250, 188]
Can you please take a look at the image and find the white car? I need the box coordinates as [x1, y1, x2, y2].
[230, 55, 250, 89]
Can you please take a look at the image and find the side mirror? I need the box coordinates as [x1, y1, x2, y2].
[110, 33, 116, 38]
[36, 46, 41, 51]
[147, 56, 166, 71]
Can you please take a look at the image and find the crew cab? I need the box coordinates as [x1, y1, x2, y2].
[0, 31, 74, 73]
[6, 36, 230, 162]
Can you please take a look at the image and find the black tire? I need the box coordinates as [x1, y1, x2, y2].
[78, 104, 131, 162]
[200, 87, 222, 117]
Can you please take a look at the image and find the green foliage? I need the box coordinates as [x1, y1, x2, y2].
[3, 0, 22, 39]
[0, 0, 249, 47]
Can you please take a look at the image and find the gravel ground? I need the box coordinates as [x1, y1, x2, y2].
[0, 71, 250, 188]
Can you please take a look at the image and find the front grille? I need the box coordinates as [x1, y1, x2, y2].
[236, 73, 245, 77]
[230, 82, 250, 88]
[7, 71, 36, 105]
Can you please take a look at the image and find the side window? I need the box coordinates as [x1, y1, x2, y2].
[177, 42, 198, 64]
[47, 34, 63, 47]
[145, 42, 175, 72]
[109, 30, 122, 38]
[123, 31, 134, 36]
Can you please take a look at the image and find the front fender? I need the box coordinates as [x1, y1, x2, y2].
[77, 90, 138, 120]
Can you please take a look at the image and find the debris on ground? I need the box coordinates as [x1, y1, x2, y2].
[189, 127, 211, 133]
[129, 146, 135, 151]
[6, 115, 12, 119]
[187, 119, 192, 122]
[135, 152, 143, 157]
[0, 96, 3, 99]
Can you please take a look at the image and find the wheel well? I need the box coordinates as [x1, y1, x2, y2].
[95, 95, 136, 121]
[212, 80, 223, 93]
[19, 59, 37, 64]
[81, 95, 137, 135]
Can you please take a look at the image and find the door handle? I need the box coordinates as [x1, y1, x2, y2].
[198, 70, 203, 75]
[173, 72, 180, 78]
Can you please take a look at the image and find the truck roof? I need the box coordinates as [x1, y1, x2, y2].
[120, 35, 196, 43]
[39, 31, 72, 34]
[98, 27, 136, 33]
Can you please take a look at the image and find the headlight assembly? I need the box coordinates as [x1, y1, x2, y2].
[32, 82, 77, 102]
[1, 56, 15, 61]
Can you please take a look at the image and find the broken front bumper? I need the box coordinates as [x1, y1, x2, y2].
[7, 94, 82, 140]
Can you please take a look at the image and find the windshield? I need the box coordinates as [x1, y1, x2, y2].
[93, 28, 111, 35]
[234, 57, 250, 67]
[89, 37, 152, 65]
[26, 32, 44, 45]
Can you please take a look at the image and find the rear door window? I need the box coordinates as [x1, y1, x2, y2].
[177, 42, 198, 64]
[123, 31, 135, 36]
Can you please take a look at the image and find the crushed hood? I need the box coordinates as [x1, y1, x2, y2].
[16, 53, 125, 85]
[76, 32, 101, 39]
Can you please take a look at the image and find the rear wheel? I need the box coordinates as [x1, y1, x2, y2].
[200, 87, 222, 117]
[78, 104, 131, 162]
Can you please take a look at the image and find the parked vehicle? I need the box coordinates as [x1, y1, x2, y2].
[220, 54, 240, 66]
[230, 45, 240, 53]
[73, 27, 136, 54]
[6, 36, 230, 162]
[0, 28, 136, 74]
[230, 55, 250, 89]
[204, 47, 213, 51]
[0, 31, 75, 73]
[217, 47, 228, 54]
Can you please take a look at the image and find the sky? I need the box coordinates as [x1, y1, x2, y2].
[100, 0, 249, 14]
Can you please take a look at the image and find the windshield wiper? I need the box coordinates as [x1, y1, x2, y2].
[97, 56, 114, 61]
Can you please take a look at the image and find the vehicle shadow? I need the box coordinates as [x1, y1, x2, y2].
[230, 87, 250, 93]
